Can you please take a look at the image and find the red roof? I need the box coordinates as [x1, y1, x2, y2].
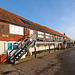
[0, 8, 69, 38]
[43, 26, 69, 38]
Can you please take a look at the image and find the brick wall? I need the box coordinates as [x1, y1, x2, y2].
[0, 21, 30, 41]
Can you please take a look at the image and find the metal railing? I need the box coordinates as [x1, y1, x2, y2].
[8, 32, 66, 63]
[9, 33, 36, 63]
[34, 33, 64, 42]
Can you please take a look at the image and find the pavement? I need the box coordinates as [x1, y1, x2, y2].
[14, 53, 61, 75]
[0, 48, 74, 75]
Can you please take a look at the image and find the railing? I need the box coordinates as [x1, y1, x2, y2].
[9, 33, 36, 63]
[33, 33, 64, 42]
[8, 32, 64, 63]
[9, 33, 64, 56]
[9, 33, 36, 54]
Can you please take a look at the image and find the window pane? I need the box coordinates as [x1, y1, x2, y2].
[38, 31, 44, 38]
[13, 43, 18, 50]
[46, 33, 50, 38]
[8, 43, 12, 50]
[15, 26, 19, 34]
[10, 24, 15, 34]
[30, 30, 33, 34]
[2, 25, 5, 29]
[19, 27, 23, 35]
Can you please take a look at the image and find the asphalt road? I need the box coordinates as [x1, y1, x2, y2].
[55, 47, 75, 75]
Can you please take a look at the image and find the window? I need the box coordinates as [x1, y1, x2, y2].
[30, 30, 33, 34]
[20, 18, 31, 25]
[13, 43, 18, 50]
[15, 26, 19, 34]
[45, 33, 50, 38]
[2, 25, 5, 29]
[8, 42, 18, 50]
[10, 25, 15, 33]
[38, 31, 44, 38]
[9, 24, 23, 35]
[8, 43, 12, 50]
[19, 27, 23, 35]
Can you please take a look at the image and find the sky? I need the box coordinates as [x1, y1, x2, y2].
[0, 0, 75, 40]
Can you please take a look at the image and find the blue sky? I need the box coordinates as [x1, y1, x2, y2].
[0, 0, 75, 40]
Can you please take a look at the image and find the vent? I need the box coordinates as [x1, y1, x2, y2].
[20, 18, 31, 25]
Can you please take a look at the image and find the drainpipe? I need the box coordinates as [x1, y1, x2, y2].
[24, 27, 25, 38]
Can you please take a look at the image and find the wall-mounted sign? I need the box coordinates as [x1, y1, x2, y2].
[2, 34, 9, 37]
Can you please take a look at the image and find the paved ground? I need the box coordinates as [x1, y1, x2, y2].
[55, 47, 75, 75]
[14, 53, 61, 75]
[0, 47, 74, 75]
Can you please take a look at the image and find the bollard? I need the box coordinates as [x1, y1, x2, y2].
[60, 43, 62, 50]
[49, 44, 50, 54]
[34, 41, 36, 58]
[54, 44, 55, 52]
[58, 44, 59, 51]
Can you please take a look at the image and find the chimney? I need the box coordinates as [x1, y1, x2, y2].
[64, 33, 65, 35]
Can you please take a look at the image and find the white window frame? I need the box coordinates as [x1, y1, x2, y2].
[45, 33, 50, 38]
[38, 31, 44, 38]
[30, 29, 34, 35]
[9, 24, 23, 35]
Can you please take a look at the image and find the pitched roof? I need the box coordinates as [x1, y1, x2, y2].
[0, 8, 69, 38]
[0, 8, 52, 34]
[43, 26, 69, 38]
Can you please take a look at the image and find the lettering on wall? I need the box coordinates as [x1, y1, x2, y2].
[2, 34, 9, 37]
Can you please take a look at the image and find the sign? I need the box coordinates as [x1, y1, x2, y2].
[2, 34, 9, 37]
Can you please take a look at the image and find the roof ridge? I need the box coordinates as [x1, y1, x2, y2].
[44, 26, 69, 38]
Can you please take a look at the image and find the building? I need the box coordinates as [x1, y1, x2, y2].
[0, 8, 70, 63]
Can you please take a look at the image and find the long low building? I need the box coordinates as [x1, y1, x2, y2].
[0, 8, 70, 63]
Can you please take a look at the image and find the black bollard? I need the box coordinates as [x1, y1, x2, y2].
[34, 41, 36, 58]
[49, 44, 50, 54]
[54, 44, 55, 52]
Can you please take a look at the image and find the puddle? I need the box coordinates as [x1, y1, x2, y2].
[38, 57, 43, 59]
[2, 71, 13, 74]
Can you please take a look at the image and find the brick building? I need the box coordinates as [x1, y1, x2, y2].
[0, 8, 70, 63]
